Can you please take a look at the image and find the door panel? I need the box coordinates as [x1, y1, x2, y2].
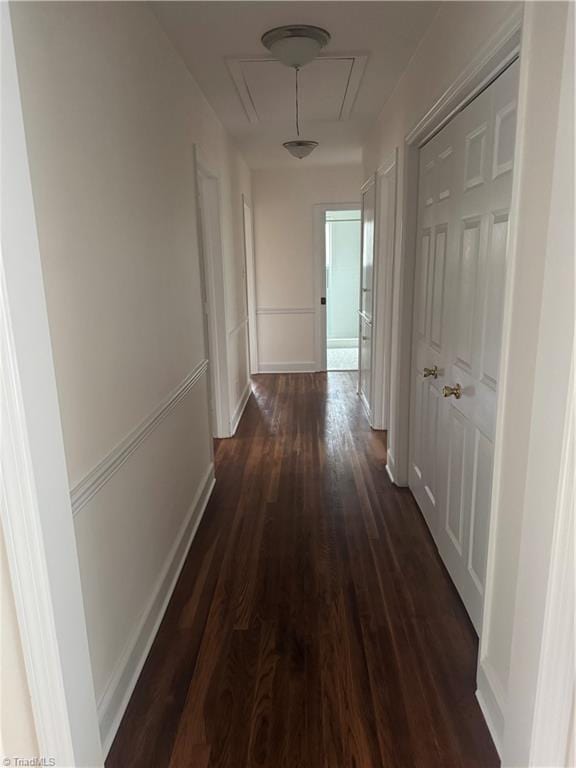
[409, 116, 454, 538]
[430, 225, 447, 350]
[424, 383, 441, 507]
[481, 213, 509, 388]
[409, 60, 519, 631]
[359, 315, 372, 414]
[360, 181, 375, 319]
[455, 218, 481, 370]
[416, 229, 431, 339]
[468, 431, 493, 594]
[446, 407, 467, 553]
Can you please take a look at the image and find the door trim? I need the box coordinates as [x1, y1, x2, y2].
[371, 151, 398, 431]
[406, 9, 523, 148]
[242, 195, 259, 375]
[194, 148, 231, 438]
[313, 201, 361, 372]
[528, 367, 574, 765]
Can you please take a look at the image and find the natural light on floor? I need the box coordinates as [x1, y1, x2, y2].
[327, 346, 358, 371]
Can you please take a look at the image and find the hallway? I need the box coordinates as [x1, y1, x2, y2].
[106, 373, 498, 768]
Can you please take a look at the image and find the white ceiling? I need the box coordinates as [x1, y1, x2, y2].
[151, 1, 441, 168]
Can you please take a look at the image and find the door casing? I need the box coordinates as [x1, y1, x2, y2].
[195, 149, 231, 438]
[371, 152, 398, 431]
[242, 195, 259, 375]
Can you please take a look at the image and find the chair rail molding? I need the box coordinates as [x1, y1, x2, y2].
[70, 360, 209, 516]
[227, 315, 249, 336]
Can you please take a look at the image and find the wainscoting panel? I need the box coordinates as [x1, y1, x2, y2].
[257, 308, 316, 371]
[72, 364, 214, 755]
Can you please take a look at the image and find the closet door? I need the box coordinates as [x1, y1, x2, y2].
[409, 61, 519, 631]
[358, 176, 375, 419]
[409, 120, 455, 537]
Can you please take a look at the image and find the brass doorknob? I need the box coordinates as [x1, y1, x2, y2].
[443, 383, 462, 399]
[423, 366, 438, 379]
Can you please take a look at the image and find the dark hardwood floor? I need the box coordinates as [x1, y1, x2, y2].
[106, 372, 499, 768]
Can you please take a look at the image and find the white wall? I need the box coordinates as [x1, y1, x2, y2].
[251, 165, 362, 370]
[480, 3, 574, 761]
[10, 1, 250, 752]
[0, 524, 38, 760]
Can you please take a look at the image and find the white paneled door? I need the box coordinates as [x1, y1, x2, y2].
[409, 61, 519, 632]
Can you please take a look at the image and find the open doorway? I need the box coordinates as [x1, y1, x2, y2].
[324, 208, 362, 371]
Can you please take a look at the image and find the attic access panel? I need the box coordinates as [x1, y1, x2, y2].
[228, 55, 367, 124]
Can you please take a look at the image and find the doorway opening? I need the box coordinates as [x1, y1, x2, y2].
[324, 208, 361, 371]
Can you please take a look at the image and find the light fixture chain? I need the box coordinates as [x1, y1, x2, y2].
[295, 67, 300, 137]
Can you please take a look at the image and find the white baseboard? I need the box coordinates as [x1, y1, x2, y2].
[385, 462, 395, 484]
[97, 462, 215, 756]
[476, 661, 505, 757]
[230, 380, 251, 435]
[258, 361, 316, 373]
[359, 391, 372, 424]
[476, 689, 502, 757]
[385, 450, 396, 484]
[327, 337, 358, 349]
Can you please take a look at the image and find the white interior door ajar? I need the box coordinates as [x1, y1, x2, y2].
[409, 61, 519, 632]
[358, 176, 376, 420]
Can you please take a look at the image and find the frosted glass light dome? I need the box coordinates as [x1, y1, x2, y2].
[283, 140, 319, 159]
[261, 26, 331, 69]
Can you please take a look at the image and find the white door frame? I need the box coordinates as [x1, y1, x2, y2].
[497, 8, 574, 763]
[194, 148, 231, 438]
[242, 195, 259, 375]
[1, 6, 103, 764]
[313, 201, 361, 372]
[371, 151, 397, 431]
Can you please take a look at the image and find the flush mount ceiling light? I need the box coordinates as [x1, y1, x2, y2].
[261, 25, 331, 69]
[283, 140, 319, 159]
